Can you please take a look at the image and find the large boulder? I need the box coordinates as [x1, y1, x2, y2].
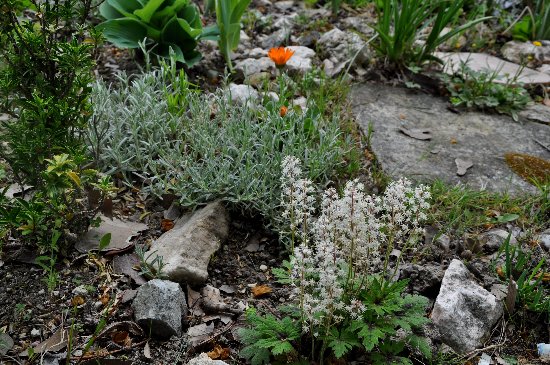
[132, 279, 187, 339]
[145, 201, 229, 285]
[431, 259, 503, 354]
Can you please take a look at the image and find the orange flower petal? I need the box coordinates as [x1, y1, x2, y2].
[268, 47, 295, 67]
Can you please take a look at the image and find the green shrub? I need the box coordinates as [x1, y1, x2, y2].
[440, 62, 531, 121]
[88, 65, 350, 227]
[371, 0, 490, 68]
[97, 0, 218, 66]
[0, 0, 96, 187]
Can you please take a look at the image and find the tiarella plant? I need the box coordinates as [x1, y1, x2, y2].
[239, 156, 432, 365]
[97, 0, 218, 66]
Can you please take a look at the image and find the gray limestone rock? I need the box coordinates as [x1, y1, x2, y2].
[436, 52, 550, 85]
[234, 57, 274, 79]
[479, 229, 517, 253]
[0, 333, 14, 356]
[228, 83, 260, 105]
[519, 103, 550, 124]
[350, 83, 550, 195]
[537, 228, 550, 251]
[399, 263, 444, 296]
[431, 259, 503, 354]
[318, 28, 371, 69]
[146, 201, 229, 285]
[132, 279, 187, 339]
[502, 40, 550, 65]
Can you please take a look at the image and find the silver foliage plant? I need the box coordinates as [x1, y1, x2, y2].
[280, 155, 431, 328]
[88, 67, 348, 225]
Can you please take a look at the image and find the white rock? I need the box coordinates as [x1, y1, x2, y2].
[537, 228, 550, 251]
[259, 264, 268, 271]
[435, 52, 550, 85]
[72, 285, 88, 296]
[234, 57, 274, 78]
[132, 279, 187, 339]
[318, 28, 371, 69]
[228, 84, 260, 105]
[146, 201, 229, 285]
[187, 352, 229, 365]
[30, 328, 40, 337]
[431, 259, 503, 354]
[502, 40, 550, 64]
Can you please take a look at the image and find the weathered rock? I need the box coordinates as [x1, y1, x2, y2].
[286, 46, 315, 75]
[502, 40, 550, 65]
[186, 353, 229, 365]
[350, 83, 550, 194]
[234, 57, 274, 79]
[436, 52, 550, 85]
[399, 263, 444, 296]
[261, 27, 292, 49]
[537, 228, 550, 251]
[431, 259, 503, 354]
[146, 201, 229, 285]
[479, 229, 517, 253]
[341, 16, 375, 37]
[519, 103, 550, 124]
[228, 83, 259, 105]
[132, 279, 187, 339]
[273, 0, 295, 12]
[318, 28, 371, 71]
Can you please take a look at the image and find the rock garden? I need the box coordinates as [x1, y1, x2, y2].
[0, 0, 549, 364]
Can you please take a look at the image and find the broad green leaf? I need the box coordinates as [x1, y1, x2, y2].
[97, 18, 149, 48]
[134, 0, 166, 23]
[105, 0, 142, 18]
[99, 233, 112, 250]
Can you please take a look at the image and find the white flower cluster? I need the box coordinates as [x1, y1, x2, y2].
[280, 156, 431, 329]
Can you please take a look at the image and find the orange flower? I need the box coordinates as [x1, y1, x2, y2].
[280, 106, 288, 117]
[268, 47, 294, 67]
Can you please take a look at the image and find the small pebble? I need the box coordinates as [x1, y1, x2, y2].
[52, 291, 60, 296]
[38, 289, 45, 295]
[93, 301, 103, 310]
[72, 285, 88, 296]
[260, 264, 268, 272]
[279, 297, 286, 303]
[30, 328, 40, 337]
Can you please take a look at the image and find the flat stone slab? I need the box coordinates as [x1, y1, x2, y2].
[435, 52, 550, 85]
[351, 83, 550, 194]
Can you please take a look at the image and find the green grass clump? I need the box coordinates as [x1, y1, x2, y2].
[88, 65, 353, 227]
[429, 180, 549, 235]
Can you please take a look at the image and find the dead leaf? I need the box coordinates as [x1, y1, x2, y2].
[399, 113, 406, 120]
[76, 215, 147, 253]
[251, 285, 272, 298]
[187, 323, 215, 347]
[0, 333, 14, 356]
[450, 138, 458, 144]
[71, 296, 85, 306]
[201, 285, 223, 305]
[535, 272, 550, 282]
[143, 342, 151, 359]
[496, 266, 505, 279]
[399, 128, 432, 140]
[111, 331, 128, 344]
[161, 219, 174, 232]
[112, 254, 147, 285]
[207, 344, 230, 360]
[455, 158, 473, 176]
[20, 327, 69, 356]
[187, 285, 205, 316]
[219, 285, 236, 294]
[96, 321, 144, 342]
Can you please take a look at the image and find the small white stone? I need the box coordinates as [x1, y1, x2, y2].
[30, 328, 40, 337]
[259, 264, 268, 272]
[72, 285, 88, 296]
